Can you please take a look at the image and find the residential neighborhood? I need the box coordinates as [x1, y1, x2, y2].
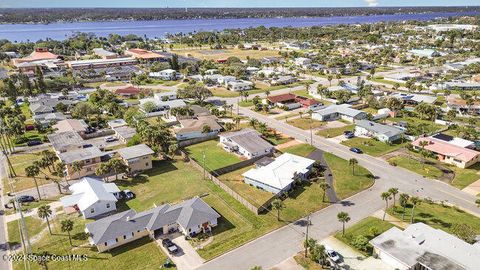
[0, 4, 479, 270]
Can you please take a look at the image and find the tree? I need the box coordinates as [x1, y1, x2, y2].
[399, 193, 410, 221]
[410, 196, 422, 223]
[141, 101, 157, 113]
[337, 211, 350, 235]
[71, 161, 83, 180]
[95, 162, 111, 182]
[451, 223, 476, 244]
[177, 82, 212, 103]
[271, 199, 285, 221]
[38, 205, 53, 234]
[476, 198, 480, 207]
[61, 219, 74, 246]
[108, 159, 128, 181]
[384, 97, 403, 113]
[348, 158, 358, 175]
[319, 181, 330, 203]
[388, 188, 399, 208]
[25, 165, 42, 200]
[381, 192, 391, 221]
[352, 235, 369, 252]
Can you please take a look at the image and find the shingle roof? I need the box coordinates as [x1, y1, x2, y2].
[58, 146, 105, 164]
[313, 104, 366, 118]
[60, 177, 118, 211]
[356, 120, 404, 138]
[116, 144, 154, 160]
[220, 129, 273, 154]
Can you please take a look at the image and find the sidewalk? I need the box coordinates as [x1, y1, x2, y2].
[462, 179, 480, 196]
[371, 209, 409, 229]
[5, 201, 63, 223]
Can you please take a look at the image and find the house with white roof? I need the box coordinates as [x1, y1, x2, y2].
[60, 177, 120, 219]
[219, 129, 274, 159]
[149, 69, 181, 80]
[311, 104, 367, 122]
[354, 120, 405, 143]
[227, 80, 254, 91]
[242, 153, 315, 194]
[370, 222, 480, 270]
[139, 92, 186, 117]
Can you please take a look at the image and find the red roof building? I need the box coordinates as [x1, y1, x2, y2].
[266, 93, 319, 108]
[115, 86, 141, 97]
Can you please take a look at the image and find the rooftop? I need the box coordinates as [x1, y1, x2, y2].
[356, 120, 404, 137]
[412, 137, 480, 163]
[116, 144, 154, 160]
[60, 177, 119, 211]
[58, 146, 105, 164]
[220, 129, 273, 154]
[175, 116, 222, 135]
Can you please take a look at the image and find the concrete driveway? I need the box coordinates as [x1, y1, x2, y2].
[157, 233, 204, 270]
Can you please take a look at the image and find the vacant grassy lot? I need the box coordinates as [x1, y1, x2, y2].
[281, 143, 316, 157]
[287, 117, 326, 130]
[294, 253, 324, 270]
[335, 217, 395, 255]
[7, 216, 46, 246]
[185, 140, 242, 171]
[450, 163, 480, 190]
[388, 117, 444, 136]
[388, 202, 480, 235]
[341, 138, 407, 157]
[324, 153, 374, 199]
[210, 87, 240, 97]
[387, 156, 443, 179]
[171, 48, 279, 60]
[12, 213, 168, 270]
[316, 124, 355, 138]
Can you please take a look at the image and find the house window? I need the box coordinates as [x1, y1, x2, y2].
[104, 242, 107, 246]
[146, 162, 149, 166]
[132, 232, 134, 236]
[115, 238, 118, 243]
[106, 203, 110, 208]
[123, 235, 126, 240]
[90, 208, 95, 213]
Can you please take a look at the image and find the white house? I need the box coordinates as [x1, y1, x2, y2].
[219, 129, 274, 159]
[227, 80, 254, 91]
[312, 104, 367, 122]
[60, 177, 120, 219]
[174, 116, 222, 141]
[139, 92, 186, 117]
[354, 120, 405, 143]
[149, 69, 181, 80]
[294, 57, 312, 68]
[242, 153, 315, 194]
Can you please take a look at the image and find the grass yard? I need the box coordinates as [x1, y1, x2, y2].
[387, 156, 443, 179]
[324, 153, 374, 199]
[238, 100, 254, 107]
[287, 117, 326, 130]
[210, 87, 240, 98]
[334, 217, 395, 255]
[12, 214, 169, 270]
[341, 138, 407, 157]
[4, 196, 62, 215]
[389, 117, 444, 136]
[450, 163, 480, 190]
[388, 202, 480, 236]
[14, 130, 48, 147]
[184, 140, 242, 172]
[316, 125, 355, 138]
[7, 216, 46, 246]
[281, 143, 316, 157]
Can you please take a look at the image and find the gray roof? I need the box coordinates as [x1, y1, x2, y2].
[58, 146, 104, 164]
[356, 120, 404, 138]
[116, 144, 154, 160]
[30, 103, 54, 114]
[313, 104, 366, 118]
[86, 197, 220, 245]
[47, 131, 84, 151]
[113, 126, 137, 141]
[220, 129, 273, 154]
[370, 223, 480, 270]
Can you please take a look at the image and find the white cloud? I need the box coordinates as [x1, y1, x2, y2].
[364, 0, 379, 6]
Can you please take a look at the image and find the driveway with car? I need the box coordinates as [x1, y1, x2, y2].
[157, 233, 205, 270]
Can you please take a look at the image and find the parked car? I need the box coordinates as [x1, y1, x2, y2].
[349, 147, 363, 154]
[344, 132, 354, 139]
[161, 238, 173, 248]
[104, 136, 117, 142]
[162, 239, 179, 254]
[27, 140, 43, 147]
[122, 190, 135, 200]
[325, 245, 341, 263]
[17, 195, 35, 203]
[82, 144, 93, 148]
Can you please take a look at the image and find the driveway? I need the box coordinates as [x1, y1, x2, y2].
[157, 233, 204, 270]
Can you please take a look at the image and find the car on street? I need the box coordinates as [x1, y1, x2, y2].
[122, 189, 135, 200]
[27, 140, 43, 146]
[104, 136, 117, 142]
[324, 245, 341, 263]
[17, 195, 36, 203]
[349, 147, 363, 154]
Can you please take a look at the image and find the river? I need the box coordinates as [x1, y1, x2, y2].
[0, 11, 478, 42]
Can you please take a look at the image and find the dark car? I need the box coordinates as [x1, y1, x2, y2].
[122, 190, 135, 200]
[82, 144, 93, 148]
[17, 195, 35, 203]
[27, 140, 43, 147]
[162, 239, 179, 254]
[344, 132, 354, 139]
[162, 239, 173, 248]
[349, 147, 363, 154]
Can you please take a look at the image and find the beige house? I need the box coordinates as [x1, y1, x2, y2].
[58, 146, 106, 180]
[116, 144, 155, 172]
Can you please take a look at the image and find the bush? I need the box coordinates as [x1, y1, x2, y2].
[351, 235, 369, 252]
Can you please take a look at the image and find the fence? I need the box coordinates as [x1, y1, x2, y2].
[83, 129, 115, 139]
[177, 134, 219, 148]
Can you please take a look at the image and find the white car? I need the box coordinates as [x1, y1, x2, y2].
[324, 245, 341, 263]
[104, 136, 117, 142]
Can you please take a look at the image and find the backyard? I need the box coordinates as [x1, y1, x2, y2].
[341, 138, 407, 157]
[184, 140, 243, 172]
[280, 143, 316, 157]
[316, 125, 355, 138]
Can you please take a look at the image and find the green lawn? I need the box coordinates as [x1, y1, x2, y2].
[7, 216, 46, 246]
[287, 117, 326, 130]
[335, 217, 395, 255]
[185, 140, 242, 171]
[387, 156, 443, 179]
[13, 130, 48, 147]
[238, 100, 254, 107]
[316, 125, 355, 138]
[5, 196, 62, 215]
[281, 143, 316, 157]
[210, 87, 240, 97]
[324, 153, 374, 199]
[450, 163, 480, 190]
[341, 138, 407, 157]
[294, 253, 324, 270]
[388, 202, 480, 235]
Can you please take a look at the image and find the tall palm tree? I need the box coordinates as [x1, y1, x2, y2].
[337, 212, 350, 235]
[381, 192, 391, 221]
[399, 193, 410, 221]
[38, 205, 53, 234]
[475, 199, 480, 207]
[61, 219, 75, 246]
[271, 199, 285, 221]
[25, 165, 42, 200]
[410, 196, 422, 224]
[319, 181, 330, 203]
[388, 188, 399, 208]
[71, 161, 83, 180]
[348, 158, 358, 175]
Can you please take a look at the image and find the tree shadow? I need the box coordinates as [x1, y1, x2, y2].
[72, 232, 89, 241]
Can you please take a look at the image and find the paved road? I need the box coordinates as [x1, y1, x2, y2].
[196, 97, 480, 270]
[0, 154, 12, 270]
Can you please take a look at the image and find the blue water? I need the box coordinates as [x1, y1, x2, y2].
[0, 11, 478, 42]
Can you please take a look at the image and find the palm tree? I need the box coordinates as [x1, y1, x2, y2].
[249, 118, 258, 128]
[38, 205, 53, 234]
[337, 212, 350, 235]
[410, 196, 422, 223]
[25, 165, 42, 200]
[399, 193, 410, 221]
[265, 90, 270, 97]
[61, 219, 74, 246]
[71, 161, 83, 180]
[319, 181, 330, 203]
[381, 192, 391, 221]
[388, 188, 399, 208]
[348, 158, 358, 175]
[476, 199, 480, 207]
[108, 159, 128, 181]
[271, 199, 285, 221]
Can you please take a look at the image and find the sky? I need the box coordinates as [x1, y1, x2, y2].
[0, 0, 479, 8]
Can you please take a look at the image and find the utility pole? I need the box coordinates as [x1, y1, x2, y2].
[202, 149, 206, 180]
[304, 215, 311, 258]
